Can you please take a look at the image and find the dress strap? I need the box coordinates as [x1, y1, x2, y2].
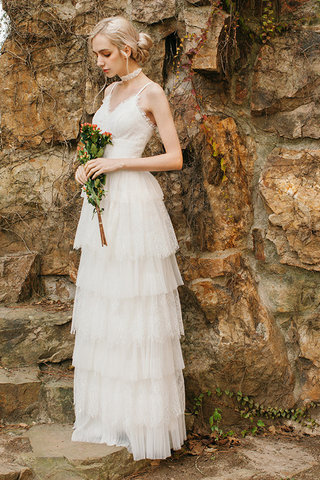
[136, 82, 153, 97]
[110, 82, 119, 94]
[104, 81, 119, 100]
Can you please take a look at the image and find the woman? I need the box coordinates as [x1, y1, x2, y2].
[71, 15, 187, 464]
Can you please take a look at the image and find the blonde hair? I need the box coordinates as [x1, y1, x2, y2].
[88, 16, 153, 65]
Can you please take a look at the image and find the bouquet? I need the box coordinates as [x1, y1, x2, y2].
[76, 123, 112, 246]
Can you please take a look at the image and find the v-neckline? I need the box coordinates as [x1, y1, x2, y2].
[101, 81, 156, 129]
[105, 81, 145, 114]
[104, 93, 136, 115]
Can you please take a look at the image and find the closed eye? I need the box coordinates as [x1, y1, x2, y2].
[93, 51, 111, 57]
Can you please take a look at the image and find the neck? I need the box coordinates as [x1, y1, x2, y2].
[120, 66, 142, 82]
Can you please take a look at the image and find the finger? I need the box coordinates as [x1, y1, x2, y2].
[92, 169, 104, 179]
[75, 171, 81, 184]
[84, 161, 97, 172]
[79, 167, 87, 179]
[84, 165, 94, 176]
[87, 165, 101, 177]
[76, 169, 87, 185]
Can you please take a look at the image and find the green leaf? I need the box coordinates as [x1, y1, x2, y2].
[213, 408, 222, 422]
[90, 144, 98, 157]
[97, 148, 105, 157]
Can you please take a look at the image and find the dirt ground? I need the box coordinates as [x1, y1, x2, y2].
[124, 431, 320, 480]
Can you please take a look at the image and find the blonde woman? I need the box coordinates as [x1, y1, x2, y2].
[71, 15, 186, 465]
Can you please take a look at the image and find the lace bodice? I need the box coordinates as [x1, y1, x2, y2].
[92, 82, 155, 160]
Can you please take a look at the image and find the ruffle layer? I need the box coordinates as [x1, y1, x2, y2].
[74, 171, 179, 259]
[72, 170, 187, 460]
[103, 170, 165, 203]
[71, 287, 184, 341]
[71, 368, 186, 460]
[75, 248, 183, 299]
[71, 332, 185, 381]
[72, 369, 185, 427]
[72, 411, 187, 461]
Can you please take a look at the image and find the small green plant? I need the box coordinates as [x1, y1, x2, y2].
[209, 408, 237, 440]
[191, 387, 320, 440]
[193, 392, 205, 415]
[193, 390, 212, 415]
[209, 408, 223, 438]
[260, 0, 276, 43]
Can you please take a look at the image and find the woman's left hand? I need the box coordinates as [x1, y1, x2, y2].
[84, 158, 123, 179]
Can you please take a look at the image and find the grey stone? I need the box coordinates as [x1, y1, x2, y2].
[40, 377, 74, 424]
[0, 305, 74, 368]
[131, 0, 176, 23]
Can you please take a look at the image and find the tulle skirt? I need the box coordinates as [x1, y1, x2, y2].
[70, 169, 187, 460]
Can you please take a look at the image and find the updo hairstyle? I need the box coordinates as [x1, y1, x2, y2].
[89, 16, 153, 65]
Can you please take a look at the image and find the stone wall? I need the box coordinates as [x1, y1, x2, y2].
[1, 0, 320, 417]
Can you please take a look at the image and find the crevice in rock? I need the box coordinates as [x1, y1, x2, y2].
[162, 31, 180, 83]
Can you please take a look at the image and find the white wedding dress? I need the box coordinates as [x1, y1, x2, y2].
[70, 81, 187, 461]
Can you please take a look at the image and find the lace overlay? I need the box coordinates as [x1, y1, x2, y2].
[71, 82, 187, 461]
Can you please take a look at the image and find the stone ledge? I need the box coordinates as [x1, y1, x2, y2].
[19, 423, 149, 480]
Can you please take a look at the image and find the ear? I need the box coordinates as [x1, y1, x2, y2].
[122, 45, 131, 58]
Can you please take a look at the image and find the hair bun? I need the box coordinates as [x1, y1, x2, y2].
[135, 32, 153, 64]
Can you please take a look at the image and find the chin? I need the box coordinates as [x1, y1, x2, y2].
[104, 71, 116, 78]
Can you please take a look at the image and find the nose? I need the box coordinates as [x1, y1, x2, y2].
[96, 55, 104, 67]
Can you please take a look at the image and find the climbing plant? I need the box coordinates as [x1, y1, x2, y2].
[191, 387, 320, 441]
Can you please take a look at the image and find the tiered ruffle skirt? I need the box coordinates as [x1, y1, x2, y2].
[70, 170, 187, 460]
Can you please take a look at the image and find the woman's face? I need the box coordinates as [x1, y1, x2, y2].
[91, 33, 127, 78]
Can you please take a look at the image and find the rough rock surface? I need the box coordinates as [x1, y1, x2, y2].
[0, 0, 320, 441]
[259, 148, 320, 271]
[0, 367, 41, 423]
[251, 31, 320, 138]
[0, 305, 74, 368]
[183, 5, 230, 72]
[0, 252, 41, 303]
[131, 0, 176, 23]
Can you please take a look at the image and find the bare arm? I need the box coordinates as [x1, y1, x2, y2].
[84, 83, 183, 179]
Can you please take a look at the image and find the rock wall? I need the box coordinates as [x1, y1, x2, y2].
[1, 0, 320, 418]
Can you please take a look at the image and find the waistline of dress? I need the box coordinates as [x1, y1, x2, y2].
[103, 139, 145, 159]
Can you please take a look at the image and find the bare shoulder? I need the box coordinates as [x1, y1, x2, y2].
[146, 81, 167, 100]
[144, 82, 169, 112]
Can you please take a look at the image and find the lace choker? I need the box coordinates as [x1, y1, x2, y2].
[120, 68, 142, 82]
